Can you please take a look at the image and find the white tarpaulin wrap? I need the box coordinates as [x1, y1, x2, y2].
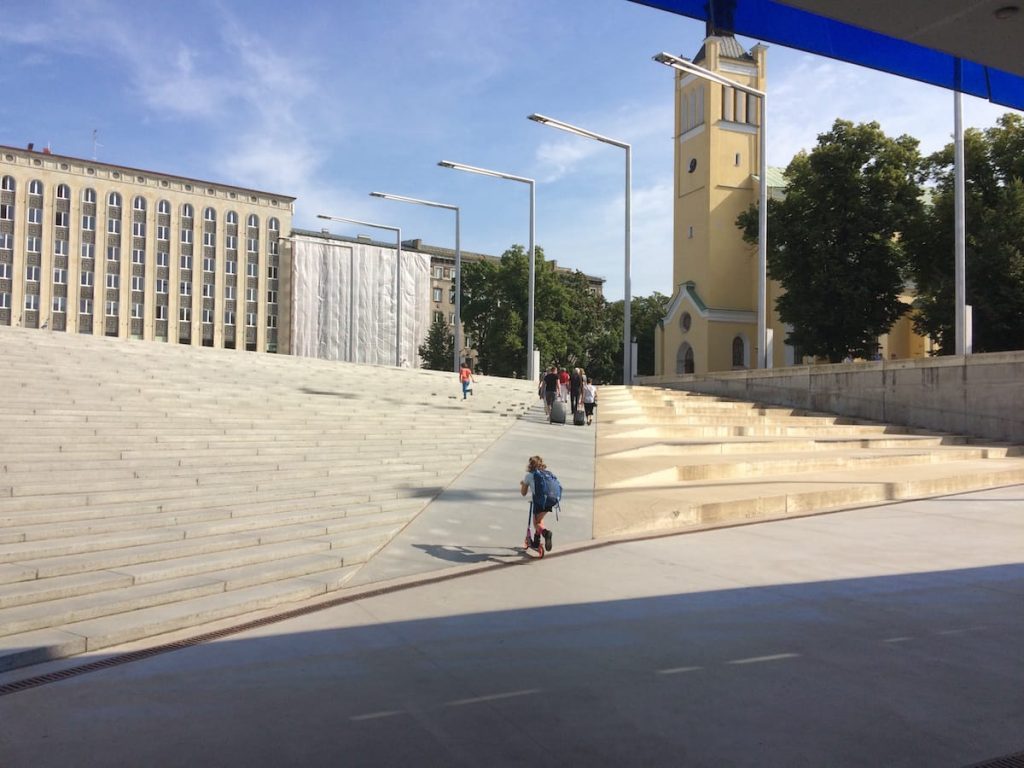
[290, 234, 432, 366]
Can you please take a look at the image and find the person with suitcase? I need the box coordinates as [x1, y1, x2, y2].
[542, 365, 560, 418]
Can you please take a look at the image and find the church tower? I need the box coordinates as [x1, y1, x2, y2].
[655, 33, 785, 375]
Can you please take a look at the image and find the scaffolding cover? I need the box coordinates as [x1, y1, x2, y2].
[290, 235, 432, 367]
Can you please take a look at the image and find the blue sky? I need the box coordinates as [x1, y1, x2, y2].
[1, 0, 1018, 301]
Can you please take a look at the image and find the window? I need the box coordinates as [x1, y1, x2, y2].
[107, 246, 120, 262]
[107, 192, 122, 207]
[267, 290, 277, 304]
[79, 298, 92, 314]
[449, 313, 455, 325]
[433, 267, 443, 280]
[53, 296, 66, 313]
[203, 232, 215, 247]
[156, 304, 167, 320]
[0, 292, 8, 309]
[81, 271, 94, 287]
[247, 214, 258, 228]
[203, 257, 215, 273]
[29, 180, 43, 196]
[268, 265, 278, 280]
[106, 273, 119, 289]
[53, 268, 67, 284]
[83, 188, 96, 204]
[156, 251, 169, 267]
[180, 229, 193, 244]
[268, 217, 279, 232]
[180, 281, 191, 296]
[0, 233, 10, 251]
[432, 287, 442, 302]
[27, 236, 40, 253]
[54, 211, 69, 228]
[105, 300, 119, 317]
[202, 308, 213, 323]
[226, 260, 237, 275]
[0, 204, 12, 221]
[202, 283, 214, 299]
[82, 215, 95, 231]
[0, 176, 14, 192]
[56, 184, 70, 200]
[267, 315, 277, 329]
[179, 307, 191, 322]
[269, 240, 278, 256]
[225, 235, 237, 250]
[158, 200, 170, 215]
[131, 276, 144, 292]
[108, 218, 121, 235]
[54, 239, 68, 256]
[26, 265, 40, 282]
[224, 309, 235, 327]
[732, 337, 746, 368]
[246, 287, 257, 302]
[246, 263, 257, 278]
[434, 311, 443, 323]
[25, 294, 39, 311]
[28, 207, 42, 224]
[81, 243, 95, 260]
[156, 279, 168, 293]
[132, 221, 145, 237]
[132, 249, 145, 264]
[131, 303, 143, 319]
[181, 203, 193, 219]
[133, 196, 146, 211]
[676, 343, 695, 375]
[247, 238, 258, 253]
[180, 255, 192, 270]
[225, 285, 235, 300]
[157, 225, 168, 240]
[226, 211, 238, 225]
[0, 263, 8, 279]
[246, 312, 257, 327]
[204, 207, 216, 222]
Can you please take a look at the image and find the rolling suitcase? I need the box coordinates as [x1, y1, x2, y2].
[573, 409, 586, 426]
[549, 400, 566, 424]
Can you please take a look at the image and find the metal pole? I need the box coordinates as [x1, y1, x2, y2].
[624, 145, 633, 385]
[954, 88, 967, 356]
[758, 92, 768, 369]
[454, 208, 461, 374]
[527, 179, 536, 381]
[395, 229, 402, 366]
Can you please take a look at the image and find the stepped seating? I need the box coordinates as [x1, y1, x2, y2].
[0, 326, 536, 671]
[594, 385, 1024, 537]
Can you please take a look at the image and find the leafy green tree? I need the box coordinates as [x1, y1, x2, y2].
[905, 114, 1024, 353]
[629, 292, 670, 376]
[417, 314, 454, 371]
[738, 119, 925, 362]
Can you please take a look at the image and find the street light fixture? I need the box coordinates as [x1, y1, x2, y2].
[653, 51, 770, 369]
[370, 192, 462, 373]
[316, 213, 403, 367]
[438, 160, 536, 380]
[528, 113, 633, 385]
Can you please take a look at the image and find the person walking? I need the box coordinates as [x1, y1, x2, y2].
[459, 361, 476, 400]
[582, 376, 598, 425]
[569, 367, 583, 414]
[541, 365, 560, 416]
[558, 367, 570, 402]
[520, 454, 556, 553]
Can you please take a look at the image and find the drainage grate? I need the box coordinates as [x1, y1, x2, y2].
[964, 752, 1024, 768]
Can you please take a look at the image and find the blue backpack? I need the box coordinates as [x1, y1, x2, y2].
[532, 469, 562, 512]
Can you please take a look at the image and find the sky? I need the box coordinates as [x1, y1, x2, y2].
[1, 0, 1019, 302]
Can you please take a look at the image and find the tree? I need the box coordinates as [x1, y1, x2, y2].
[904, 114, 1024, 353]
[418, 314, 453, 371]
[738, 119, 925, 362]
[629, 292, 670, 376]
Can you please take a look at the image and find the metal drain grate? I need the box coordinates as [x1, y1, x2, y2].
[965, 751, 1024, 768]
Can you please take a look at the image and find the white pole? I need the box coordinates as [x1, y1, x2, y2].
[954, 88, 967, 356]
[395, 229, 402, 367]
[454, 208, 461, 373]
[758, 92, 768, 369]
[527, 179, 536, 380]
[624, 145, 633, 385]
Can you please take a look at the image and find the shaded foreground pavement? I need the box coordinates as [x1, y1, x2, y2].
[1, 483, 1022, 767]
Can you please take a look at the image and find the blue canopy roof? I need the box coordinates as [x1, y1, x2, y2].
[630, 0, 1024, 111]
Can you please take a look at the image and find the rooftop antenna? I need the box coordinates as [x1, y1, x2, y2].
[91, 129, 102, 161]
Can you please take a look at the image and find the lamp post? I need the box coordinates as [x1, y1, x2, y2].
[370, 192, 461, 373]
[438, 160, 536, 380]
[653, 51, 769, 369]
[315, 213, 403, 367]
[528, 113, 632, 385]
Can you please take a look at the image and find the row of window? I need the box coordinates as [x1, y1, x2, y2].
[3, 291, 273, 326]
[7, 265, 276, 300]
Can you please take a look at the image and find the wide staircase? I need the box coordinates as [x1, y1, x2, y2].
[594, 385, 1024, 537]
[0, 326, 535, 672]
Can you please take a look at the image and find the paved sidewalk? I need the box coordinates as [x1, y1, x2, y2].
[1, 484, 1021, 767]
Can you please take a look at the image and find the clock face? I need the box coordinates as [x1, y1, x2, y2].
[688, 158, 697, 173]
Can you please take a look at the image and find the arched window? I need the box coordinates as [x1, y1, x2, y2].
[82, 188, 96, 204]
[133, 195, 146, 211]
[56, 184, 71, 200]
[181, 203, 194, 219]
[158, 200, 170, 215]
[676, 343, 695, 375]
[29, 179, 43, 196]
[0, 176, 14, 192]
[204, 207, 216, 222]
[268, 217, 279, 232]
[732, 336, 746, 368]
[226, 211, 238, 225]
[108, 191, 122, 207]
[247, 214, 259, 228]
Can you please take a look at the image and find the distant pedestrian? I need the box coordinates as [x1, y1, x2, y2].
[459, 361, 476, 400]
[558, 367, 570, 402]
[542, 365, 560, 415]
[582, 376, 597, 425]
[569, 367, 583, 414]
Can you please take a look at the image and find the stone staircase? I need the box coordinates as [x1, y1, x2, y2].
[0, 326, 535, 671]
[594, 385, 1024, 537]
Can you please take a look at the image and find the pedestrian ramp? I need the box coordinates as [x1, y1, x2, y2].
[0, 326, 536, 672]
[594, 385, 1024, 536]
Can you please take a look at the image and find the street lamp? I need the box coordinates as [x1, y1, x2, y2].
[528, 113, 633, 385]
[438, 160, 536, 380]
[316, 213, 403, 367]
[370, 192, 461, 373]
[653, 51, 770, 369]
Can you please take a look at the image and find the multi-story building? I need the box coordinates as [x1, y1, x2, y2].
[0, 144, 294, 352]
